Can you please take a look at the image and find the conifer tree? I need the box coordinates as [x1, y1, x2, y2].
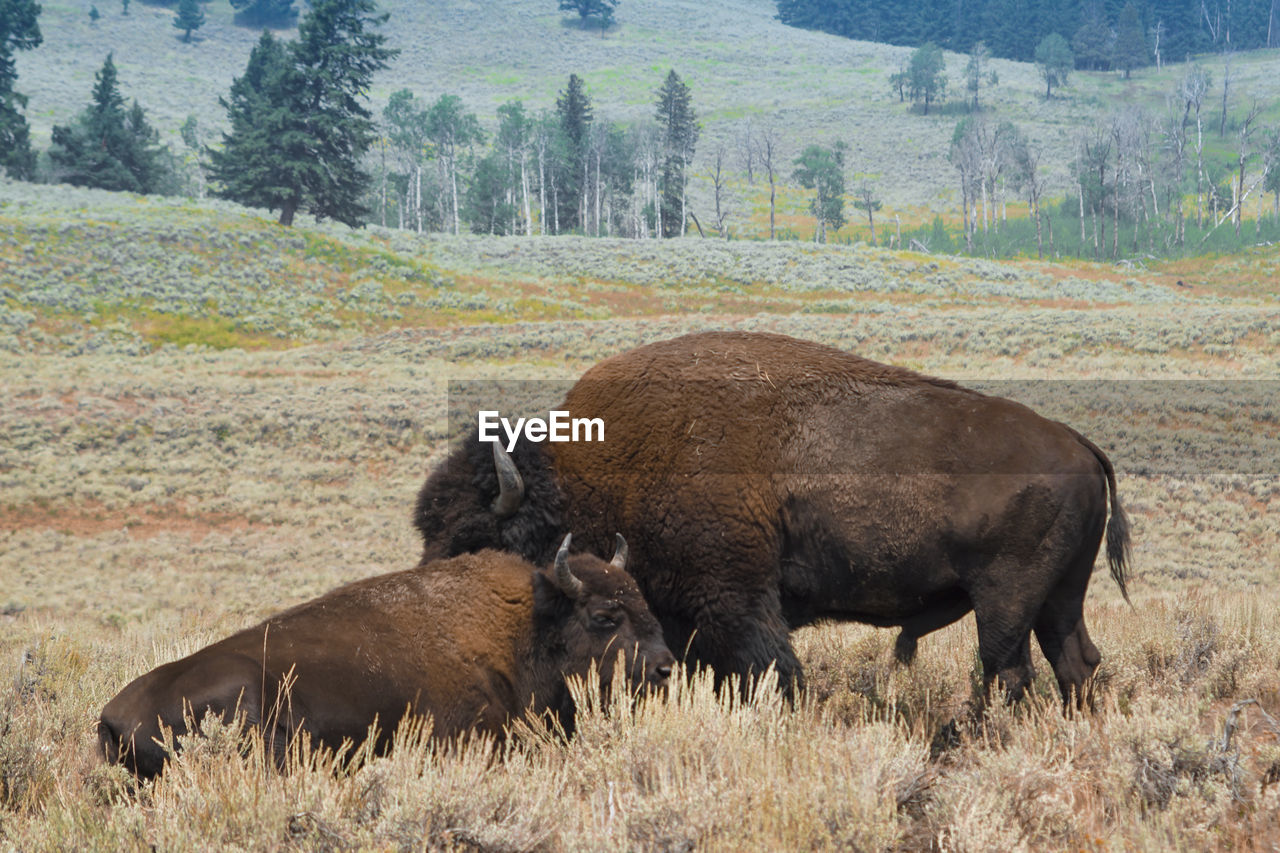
[558, 0, 617, 30]
[48, 54, 171, 193]
[654, 69, 697, 237]
[1034, 32, 1073, 99]
[173, 0, 204, 42]
[229, 0, 296, 27]
[1073, 2, 1113, 71]
[1112, 2, 1148, 79]
[555, 73, 592, 231]
[207, 0, 397, 226]
[906, 42, 947, 115]
[0, 0, 42, 180]
[205, 32, 301, 218]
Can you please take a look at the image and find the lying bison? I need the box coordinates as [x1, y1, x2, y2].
[415, 331, 1131, 707]
[99, 535, 673, 778]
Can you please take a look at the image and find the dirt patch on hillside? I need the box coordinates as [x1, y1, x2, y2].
[0, 501, 266, 542]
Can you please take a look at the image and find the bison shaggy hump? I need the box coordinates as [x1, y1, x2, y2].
[414, 331, 1131, 707]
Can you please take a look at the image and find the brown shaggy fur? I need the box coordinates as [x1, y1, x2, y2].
[99, 548, 674, 778]
[415, 331, 1130, 707]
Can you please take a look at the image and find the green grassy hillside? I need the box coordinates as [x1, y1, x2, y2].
[13, 0, 1280, 214]
[6, 180, 1280, 358]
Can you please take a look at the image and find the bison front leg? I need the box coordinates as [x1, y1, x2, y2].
[691, 598, 803, 701]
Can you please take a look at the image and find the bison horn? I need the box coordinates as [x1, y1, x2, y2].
[490, 442, 525, 519]
[610, 533, 628, 571]
[554, 533, 583, 599]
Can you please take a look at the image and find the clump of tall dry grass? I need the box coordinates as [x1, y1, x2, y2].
[1, 593, 1277, 851]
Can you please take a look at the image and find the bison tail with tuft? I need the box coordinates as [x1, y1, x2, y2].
[1105, 495, 1132, 605]
[1072, 429, 1133, 604]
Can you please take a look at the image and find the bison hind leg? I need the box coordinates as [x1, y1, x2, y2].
[1035, 601, 1101, 711]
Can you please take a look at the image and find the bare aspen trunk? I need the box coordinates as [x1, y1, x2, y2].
[681, 156, 689, 237]
[581, 158, 589, 234]
[1234, 170, 1242, 236]
[1112, 188, 1120, 259]
[1076, 180, 1084, 244]
[1195, 111, 1205, 228]
[1219, 54, 1231, 138]
[1033, 192, 1043, 258]
[380, 144, 387, 228]
[521, 157, 532, 236]
[768, 171, 776, 239]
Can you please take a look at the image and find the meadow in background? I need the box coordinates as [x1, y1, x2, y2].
[3, 0, 1280, 846]
[2, 181, 1279, 848]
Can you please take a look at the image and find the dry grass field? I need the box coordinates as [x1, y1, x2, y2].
[2, 186, 1280, 849]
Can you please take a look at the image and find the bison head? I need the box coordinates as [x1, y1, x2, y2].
[535, 533, 674, 698]
[414, 440, 564, 567]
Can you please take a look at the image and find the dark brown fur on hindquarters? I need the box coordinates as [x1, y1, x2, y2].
[414, 331, 1132, 707]
[98, 539, 674, 779]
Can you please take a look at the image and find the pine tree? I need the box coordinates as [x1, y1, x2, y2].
[173, 0, 204, 42]
[1072, 2, 1112, 71]
[1034, 32, 1073, 99]
[205, 32, 303, 219]
[49, 54, 170, 193]
[0, 0, 42, 180]
[906, 42, 947, 115]
[229, 0, 297, 28]
[207, 0, 397, 226]
[1112, 2, 1148, 78]
[558, 0, 618, 30]
[654, 69, 697, 237]
[555, 73, 592, 232]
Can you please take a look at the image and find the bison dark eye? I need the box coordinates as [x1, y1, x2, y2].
[590, 612, 620, 630]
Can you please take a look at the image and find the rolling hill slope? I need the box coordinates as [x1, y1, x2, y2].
[13, 0, 1280, 214]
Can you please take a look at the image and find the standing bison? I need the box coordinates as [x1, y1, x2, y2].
[99, 535, 674, 778]
[415, 331, 1131, 706]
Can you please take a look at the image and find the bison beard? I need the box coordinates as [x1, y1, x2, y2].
[98, 537, 674, 779]
[415, 331, 1132, 708]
